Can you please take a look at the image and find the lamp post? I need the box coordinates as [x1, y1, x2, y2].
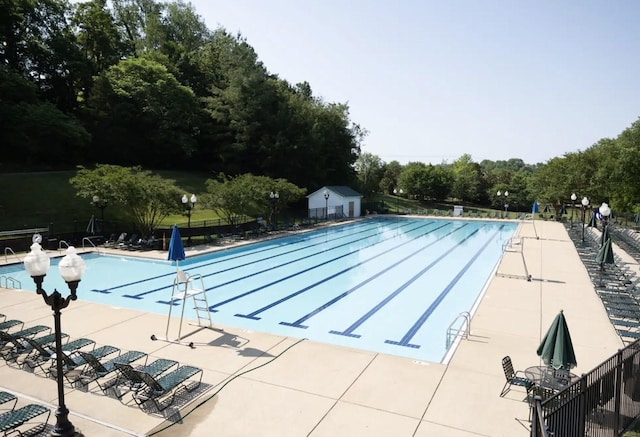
[181, 194, 196, 245]
[324, 190, 330, 220]
[23, 239, 85, 437]
[581, 196, 589, 242]
[91, 195, 107, 223]
[599, 202, 611, 232]
[570, 193, 577, 228]
[393, 188, 403, 214]
[497, 190, 509, 218]
[269, 191, 279, 229]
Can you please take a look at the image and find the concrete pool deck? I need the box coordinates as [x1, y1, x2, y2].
[0, 218, 628, 436]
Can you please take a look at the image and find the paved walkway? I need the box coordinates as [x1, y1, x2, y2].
[0, 219, 625, 436]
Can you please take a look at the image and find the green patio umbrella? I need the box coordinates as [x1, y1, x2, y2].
[537, 310, 577, 370]
[596, 237, 615, 268]
[599, 225, 610, 247]
[587, 212, 597, 227]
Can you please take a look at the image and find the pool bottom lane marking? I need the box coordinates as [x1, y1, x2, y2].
[384, 225, 503, 349]
[278, 223, 468, 328]
[235, 223, 456, 320]
[329, 225, 491, 339]
[120, 220, 397, 299]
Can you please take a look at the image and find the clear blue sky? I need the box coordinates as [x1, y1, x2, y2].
[188, 0, 640, 165]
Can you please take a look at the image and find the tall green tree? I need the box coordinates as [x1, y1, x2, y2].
[88, 57, 204, 165]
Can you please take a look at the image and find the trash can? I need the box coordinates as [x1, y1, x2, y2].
[454, 205, 464, 217]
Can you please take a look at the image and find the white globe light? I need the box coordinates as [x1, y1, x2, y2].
[23, 242, 50, 277]
[58, 246, 85, 283]
[581, 197, 589, 207]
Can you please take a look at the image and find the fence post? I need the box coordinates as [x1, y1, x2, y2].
[614, 349, 622, 434]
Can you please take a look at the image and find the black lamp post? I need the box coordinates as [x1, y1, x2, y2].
[570, 193, 577, 228]
[269, 191, 279, 229]
[91, 195, 107, 222]
[23, 237, 85, 437]
[181, 194, 196, 245]
[497, 190, 509, 218]
[393, 188, 403, 213]
[324, 190, 330, 220]
[581, 196, 589, 242]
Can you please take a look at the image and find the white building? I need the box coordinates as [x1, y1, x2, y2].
[307, 186, 363, 219]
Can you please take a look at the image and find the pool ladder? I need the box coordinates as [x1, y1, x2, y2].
[0, 276, 21, 289]
[446, 311, 471, 349]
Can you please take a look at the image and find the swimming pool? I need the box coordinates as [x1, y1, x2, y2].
[3, 216, 517, 363]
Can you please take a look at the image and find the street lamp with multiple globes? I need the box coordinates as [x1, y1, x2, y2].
[91, 195, 107, 223]
[497, 190, 509, 218]
[23, 237, 85, 437]
[269, 191, 279, 229]
[323, 190, 330, 220]
[570, 193, 577, 227]
[181, 194, 197, 245]
[581, 196, 590, 242]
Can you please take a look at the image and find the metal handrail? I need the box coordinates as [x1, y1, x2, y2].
[446, 311, 471, 349]
[58, 240, 69, 250]
[0, 275, 21, 289]
[4, 247, 21, 264]
[82, 237, 101, 254]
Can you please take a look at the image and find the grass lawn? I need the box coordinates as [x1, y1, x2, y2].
[0, 170, 219, 234]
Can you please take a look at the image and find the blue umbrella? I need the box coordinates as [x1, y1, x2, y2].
[532, 201, 539, 214]
[167, 224, 185, 268]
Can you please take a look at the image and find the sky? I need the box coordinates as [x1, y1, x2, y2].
[186, 0, 640, 165]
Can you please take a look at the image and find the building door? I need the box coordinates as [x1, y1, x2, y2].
[348, 201, 355, 217]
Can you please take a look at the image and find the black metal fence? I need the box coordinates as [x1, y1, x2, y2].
[308, 205, 344, 219]
[532, 339, 640, 436]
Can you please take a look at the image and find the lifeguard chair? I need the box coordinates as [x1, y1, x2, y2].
[151, 270, 213, 347]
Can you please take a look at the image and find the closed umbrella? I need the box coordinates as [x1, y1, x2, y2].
[537, 310, 577, 370]
[86, 215, 97, 235]
[587, 212, 597, 228]
[542, 205, 551, 213]
[167, 224, 185, 269]
[599, 225, 610, 247]
[596, 237, 615, 269]
[532, 201, 539, 214]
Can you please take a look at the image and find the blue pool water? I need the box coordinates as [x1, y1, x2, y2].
[3, 217, 517, 362]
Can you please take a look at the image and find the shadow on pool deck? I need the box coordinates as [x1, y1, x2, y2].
[0, 218, 627, 436]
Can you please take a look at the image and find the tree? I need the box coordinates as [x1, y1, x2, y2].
[69, 164, 182, 235]
[204, 173, 306, 227]
[379, 160, 403, 195]
[450, 154, 485, 203]
[355, 152, 383, 200]
[88, 57, 204, 165]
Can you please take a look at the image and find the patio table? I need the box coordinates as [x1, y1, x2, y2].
[525, 365, 579, 392]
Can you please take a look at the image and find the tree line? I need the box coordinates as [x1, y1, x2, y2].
[3, 1, 639, 219]
[1, 0, 362, 191]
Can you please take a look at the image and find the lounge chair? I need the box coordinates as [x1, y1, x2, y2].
[113, 359, 179, 398]
[77, 350, 147, 392]
[0, 403, 50, 436]
[21, 337, 95, 373]
[1, 331, 68, 364]
[104, 232, 127, 248]
[132, 365, 203, 411]
[0, 319, 23, 332]
[500, 356, 534, 397]
[0, 391, 17, 411]
[51, 345, 120, 385]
